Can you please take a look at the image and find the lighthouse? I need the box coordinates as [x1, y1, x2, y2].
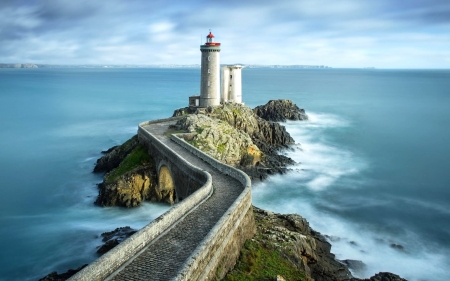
[199, 31, 221, 107]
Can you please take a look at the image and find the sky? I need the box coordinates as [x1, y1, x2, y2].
[0, 0, 449, 68]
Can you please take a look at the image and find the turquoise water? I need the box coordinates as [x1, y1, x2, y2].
[0, 68, 449, 280]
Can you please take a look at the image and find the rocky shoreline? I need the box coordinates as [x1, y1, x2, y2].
[41, 100, 407, 280]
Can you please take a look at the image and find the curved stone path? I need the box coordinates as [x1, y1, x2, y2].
[105, 120, 243, 281]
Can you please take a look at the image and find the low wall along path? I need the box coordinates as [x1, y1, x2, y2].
[69, 118, 255, 281]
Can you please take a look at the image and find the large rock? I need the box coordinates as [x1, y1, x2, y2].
[353, 272, 408, 281]
[171, 102, 297, 180]
[210, 103, 295, 151]
[93, 135, 139, 173]
[254, 99, 308, 122]
[95, 164, 160, 208]
[94, 141, 175, 207]
[96, 226, 137, 254]
[224, 206, 353, 281]
[38, 265, 88, 281]
[173, 114, 261, 166]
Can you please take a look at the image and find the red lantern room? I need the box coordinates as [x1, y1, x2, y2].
[205, 31, 220, 46]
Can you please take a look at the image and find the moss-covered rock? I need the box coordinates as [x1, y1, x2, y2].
[223, 207, 352, 281]
[93, 135, 139, 173]
[95, 145, 158, 208]
[174, 114, 261, 166]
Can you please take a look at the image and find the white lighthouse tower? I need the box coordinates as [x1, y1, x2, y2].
[199, 31, 221, 107]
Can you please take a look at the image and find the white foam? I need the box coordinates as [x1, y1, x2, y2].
[253, 112, 450, 281]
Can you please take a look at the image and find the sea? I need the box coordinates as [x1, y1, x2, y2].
[0, 68, 449, 281]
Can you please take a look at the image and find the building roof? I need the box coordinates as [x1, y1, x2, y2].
[206, 32, 215, 38]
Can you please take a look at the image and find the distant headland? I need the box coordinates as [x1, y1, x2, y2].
[0, 63, 331, 69]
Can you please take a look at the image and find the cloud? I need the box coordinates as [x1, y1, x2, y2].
[0, 0, 449, 67]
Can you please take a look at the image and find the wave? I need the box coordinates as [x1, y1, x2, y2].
[253, 112, 450, 281]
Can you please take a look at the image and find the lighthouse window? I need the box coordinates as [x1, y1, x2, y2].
[208, 56, 210, 61]
[208, 69, 210, 74]
[208, 81, 210, 87]
[230, 75, 232, 79]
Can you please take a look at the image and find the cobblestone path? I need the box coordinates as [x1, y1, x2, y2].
[106, 120, 243, 281]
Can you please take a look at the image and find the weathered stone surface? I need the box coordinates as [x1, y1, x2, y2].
[95, 165, 158, 207]
[173, 114, 261, 166]
[96, 226, 137, 254]
[93, 135, 139, 173]
[172, 106, 199, 116]
[248, 206, 353, 281]
[254, 99, 308, 122]
[209, 103, 296, 150]
[171, 102, 297, 180]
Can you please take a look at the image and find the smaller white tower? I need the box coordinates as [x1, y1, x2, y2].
[221, 65, 244, 104]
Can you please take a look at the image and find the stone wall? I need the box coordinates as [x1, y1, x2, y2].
[68, 118, 255, 281]
[171, 134, 255, 280]
[68, 119, 212, 281]
[138, 119, 206, 201]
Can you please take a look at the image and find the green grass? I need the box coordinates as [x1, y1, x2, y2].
[217, 143, 226, 154]
[195, 127, 204, 134]
[223, 240, 307, 281]
[105, 145, 153, 183]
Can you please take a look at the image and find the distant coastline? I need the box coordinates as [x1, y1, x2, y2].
[0, 63, 331, 69]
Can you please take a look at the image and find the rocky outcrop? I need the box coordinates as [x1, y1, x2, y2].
[352, 272, 407, 281]
[254, 99, 308, 122]
[172, 106, 199, 116]
[171, 102, 299, 180]
[93, 139, 178, 207]
[96, 226, 137, 254]
[95, 165, 158, 208]
[172, 114, 261, 166]
[93, 135, 139, 173]
[40, 226, 137, 280]
[255, 206, 352, 281]
[224, 207, 407, 281]
[39, 265, 87, 281]
[209, 103, 295, 150]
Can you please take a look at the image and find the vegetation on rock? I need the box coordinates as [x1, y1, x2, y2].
[171, 102, 299, 180]
[223, 238, 308, 281]
[95, 140, 163, 208]
[172, 114, 262, 166]
[93, 135, 139, 173]
[223, 207, 352, 281]
[104, 145, 153, 183]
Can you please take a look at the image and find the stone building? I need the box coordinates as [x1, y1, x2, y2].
[189, 31, 243, 108]
[221, 64, 243, 104]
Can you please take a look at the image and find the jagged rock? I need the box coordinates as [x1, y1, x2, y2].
[173, 114, 261, 165]
[38, 264, 88, 281]
[41, 226, 137, 280]
[93, 135, 139, 173]
[389, 243, 405, 252]
[209, 103, 295, 151]
[254, 99, 308, 122]
[172, 106, 199, 116]
[95, 165, 159, 208]
[352, 272, 408, 281]
[171, 102, 297, 180]
[249, 206, 353, 281]
[97, 226, 137, 254]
